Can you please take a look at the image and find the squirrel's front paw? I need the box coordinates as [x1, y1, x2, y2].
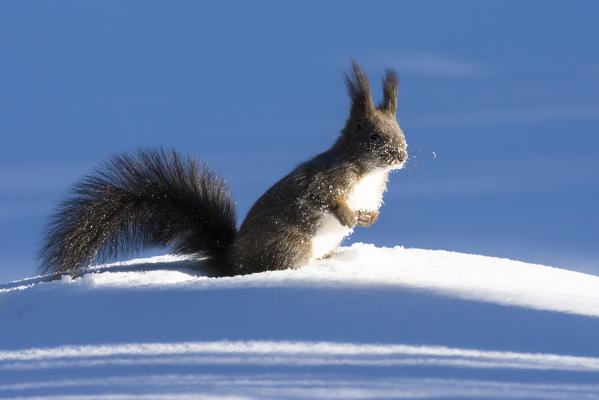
[332, 200, 357, 227]
[356, 210, 379, 227]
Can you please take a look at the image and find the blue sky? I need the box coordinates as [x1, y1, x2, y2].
[1, 1, 598, 281]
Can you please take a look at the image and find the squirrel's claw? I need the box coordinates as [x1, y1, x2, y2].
[356, 210, 379, 227]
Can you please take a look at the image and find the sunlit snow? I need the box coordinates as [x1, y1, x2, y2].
[2, 243, 598, 399]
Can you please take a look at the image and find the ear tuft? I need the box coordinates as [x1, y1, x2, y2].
[345, 60, 374, 116]
[379, 69, 398, 114]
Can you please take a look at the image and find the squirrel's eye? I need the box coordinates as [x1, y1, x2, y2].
[356, 122, 362, 131]
[370, 133, 381, 142]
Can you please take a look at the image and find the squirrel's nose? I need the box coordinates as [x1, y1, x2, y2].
[398, 149, 408, 163]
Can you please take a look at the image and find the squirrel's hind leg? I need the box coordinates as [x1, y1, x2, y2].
[230, 228, 313, 273]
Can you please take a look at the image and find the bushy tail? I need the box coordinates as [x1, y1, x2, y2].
[39, 148, 237, 275]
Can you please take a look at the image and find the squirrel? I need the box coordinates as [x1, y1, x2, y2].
[39, 62, 408, 277]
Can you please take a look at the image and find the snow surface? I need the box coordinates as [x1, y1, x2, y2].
[1, 243, 599, 399]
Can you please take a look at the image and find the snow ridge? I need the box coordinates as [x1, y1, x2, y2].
[5, 243, 598, 317]
[3, 340, 599, 372]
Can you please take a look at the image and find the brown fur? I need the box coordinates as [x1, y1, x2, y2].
[229, 62, 407, 274]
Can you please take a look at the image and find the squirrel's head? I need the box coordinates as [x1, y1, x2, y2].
[340, 61, 407, 171]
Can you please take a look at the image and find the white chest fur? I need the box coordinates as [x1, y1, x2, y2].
[346, 168, 389, 211]
[310, 168, 389, 260]
[310, 213, 352, 260]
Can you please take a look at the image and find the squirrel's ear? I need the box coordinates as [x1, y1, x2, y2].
[346, 60, 374, 116]
[379, 69, 398, 115]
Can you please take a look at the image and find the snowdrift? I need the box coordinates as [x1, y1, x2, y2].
[1, 243, 599, 399]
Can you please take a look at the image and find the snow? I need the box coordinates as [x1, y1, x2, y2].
[1, 243, 599, 399]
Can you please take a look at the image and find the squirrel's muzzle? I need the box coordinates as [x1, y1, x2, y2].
[398, 148, 408, 163]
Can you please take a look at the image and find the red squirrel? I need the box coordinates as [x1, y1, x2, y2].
[39, 62, 407, 276]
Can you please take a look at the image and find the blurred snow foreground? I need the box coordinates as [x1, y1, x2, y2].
[2, 243, 599, 399]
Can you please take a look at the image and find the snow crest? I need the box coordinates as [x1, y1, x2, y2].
[3, 243, 598, 317]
